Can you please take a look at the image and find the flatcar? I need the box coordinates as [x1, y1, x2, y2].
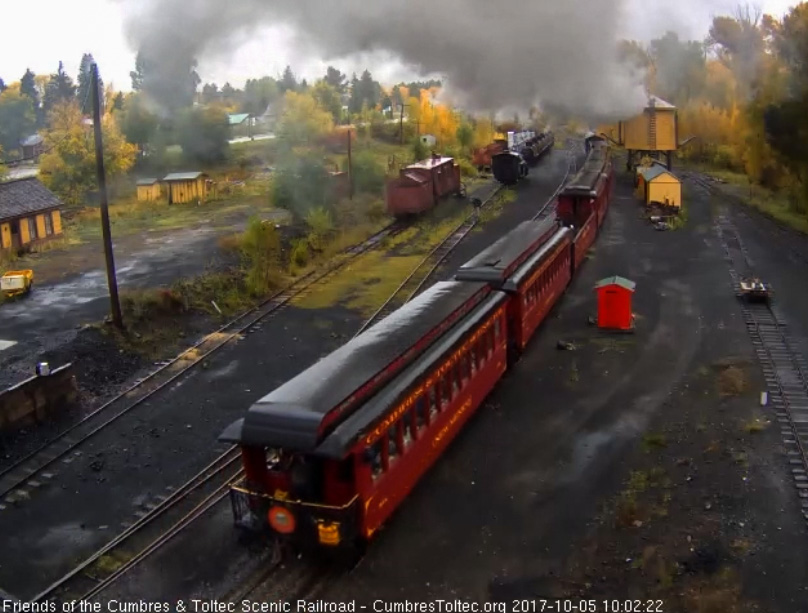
[385, 155, 462, 218]
[220, 139, 614, 556]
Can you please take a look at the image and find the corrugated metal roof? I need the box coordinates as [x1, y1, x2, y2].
[639, 165, 675, 182]
[228, 113, 250, 125]
[20, 134, 44, 147]
[0, 178, 62, 221]
[595, 276, 636, 291]
[136, 178, 160, 186]
[408, 156, 454, 170]
[647, 95, 675, 110]
[163, 172, 206, 182]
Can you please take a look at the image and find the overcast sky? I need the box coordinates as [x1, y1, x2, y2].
[0, 0, 799, 93]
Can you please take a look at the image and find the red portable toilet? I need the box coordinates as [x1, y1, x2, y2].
[595, 276, 636, 330]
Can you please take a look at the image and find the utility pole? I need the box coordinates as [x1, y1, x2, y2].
[347, 128, 354, 200]
[91, 63, 123, 329]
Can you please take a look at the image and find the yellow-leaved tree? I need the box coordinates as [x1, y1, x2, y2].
[39, 101, 137, 207]
[277, 91, 334, 146]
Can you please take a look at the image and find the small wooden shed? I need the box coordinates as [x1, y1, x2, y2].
[595, 276, 636, 331]
[136, 178, 162, 202]
[162, 172, 209, 205]
[638, 165, 681, 209]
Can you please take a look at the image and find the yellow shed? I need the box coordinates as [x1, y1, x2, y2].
[0, 178, 64, 252]
[136, 178, 162, 202]
[639, 165, 681, 209]
[162, 172, 210, 205]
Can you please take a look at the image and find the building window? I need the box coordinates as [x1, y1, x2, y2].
[28, 218, 38, 240]
[44, 213, 54, 236]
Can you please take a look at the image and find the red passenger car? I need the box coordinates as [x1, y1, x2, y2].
[385, 155, 461, 217]
[502, 227, 573, 353]
[220, 280, 505, 551]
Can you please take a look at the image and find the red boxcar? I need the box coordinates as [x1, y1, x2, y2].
[472, 140, 507, 171]
[385, 155, 461, 217]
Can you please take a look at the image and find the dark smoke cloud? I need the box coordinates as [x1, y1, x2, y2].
[120, 0, 648, 122]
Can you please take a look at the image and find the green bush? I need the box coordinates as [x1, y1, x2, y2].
[271, 156, 331, 220]
[290, 238, 310, 268]
[240, 216, 281, 296]
[349, 151, 386, 195]
[457, 158, 478, 177]
[305, 207, 335, 251]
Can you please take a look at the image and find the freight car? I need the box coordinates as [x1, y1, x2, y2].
[385, 155, 462, 218]
[220, 140, 614, 556]
[471, 138, 507, 172]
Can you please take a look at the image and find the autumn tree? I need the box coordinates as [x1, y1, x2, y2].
[763, 2, 808, 208]
[312, 80, 343, 124]
[277, 91, 334, 145]
[0, 90, 37, 155]
[39, 101, 137, 206]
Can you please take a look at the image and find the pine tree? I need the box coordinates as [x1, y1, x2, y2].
[324, 66, 347, 93]
[349, 73, 361, 114]
[76, 53, 101, 114]
[280, 66, 297, 93]
[130, 51, 149, 91]
[20, 69, 43, 125]
[43, 62, 78, 118]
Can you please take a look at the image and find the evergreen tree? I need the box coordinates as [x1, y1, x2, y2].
[0, 78, 6, 94]
[349, 73, 361, 114]
[324, 66, 347, 93]
[130, 51, 149, 91]
[112, 92, 124, 112]
[76, 53, 101, 114]
[280, 66, 297, 93]
[21, 69, 44, 126]
[43, 62, 78, 118]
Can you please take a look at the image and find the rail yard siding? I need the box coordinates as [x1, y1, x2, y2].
[0, 363, 78, 433]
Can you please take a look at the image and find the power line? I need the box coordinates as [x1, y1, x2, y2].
[0, 75, 96, 168]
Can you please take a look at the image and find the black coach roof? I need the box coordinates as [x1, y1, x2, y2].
[560, 151, 608, 197]
[315, 291, 508, 458]
[455, 217, 558, 285]
[503, 227, 573, 291]
[219, 280, 489, 451]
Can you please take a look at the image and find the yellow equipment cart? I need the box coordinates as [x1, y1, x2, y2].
[1, 270, 34, 298]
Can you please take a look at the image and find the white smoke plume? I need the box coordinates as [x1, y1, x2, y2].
[119, 0, 649, 122]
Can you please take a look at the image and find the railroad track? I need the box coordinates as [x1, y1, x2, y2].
[33, 449, 243, 602]
[0, 222, 407, 507]
[353, 182, 504, 336]
[690, 171, 808, 524]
